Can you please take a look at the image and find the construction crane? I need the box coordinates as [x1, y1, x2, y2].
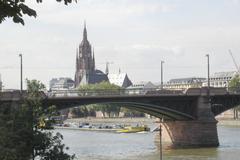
[229, 49, 240, 74]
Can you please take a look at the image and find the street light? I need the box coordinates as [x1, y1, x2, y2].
[159, 118, 164, 160]
[161, 61, 164, 89]
[206, 54, 210, 101]
[19, 54, 23, 93]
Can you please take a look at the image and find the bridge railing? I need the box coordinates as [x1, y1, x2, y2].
[48, 89, 140, 97]
[47, 88, 186, 97]
[0, 90, 23, 101]
[2, 87, 238, 98]
[47, 87, 240, 98]
[227, 87, 240, 94]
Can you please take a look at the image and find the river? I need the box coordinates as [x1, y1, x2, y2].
[56, 125, 240, 160]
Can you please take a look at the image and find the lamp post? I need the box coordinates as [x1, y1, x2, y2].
[159, 118, 164, 160]
[19, 54, 23, 93]
[206, 54, 210, 101]
[161, 61, 164, 89]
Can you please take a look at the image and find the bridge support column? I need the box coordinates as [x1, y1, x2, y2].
[160, 120, 219, 148]
[159, 96, 219, 148]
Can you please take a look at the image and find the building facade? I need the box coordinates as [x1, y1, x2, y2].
[202, 71, 238, 88]
[74, 23, 108, 87]
[108, 73, 132, 88]
[126, 81, 157, 94]
[49, 77, 75, 91]
[164, 77, 206, 90]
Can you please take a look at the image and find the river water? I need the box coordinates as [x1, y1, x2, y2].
[56, 125, 240, 160]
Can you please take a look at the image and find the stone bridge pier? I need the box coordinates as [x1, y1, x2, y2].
[160, 96, 219, 148]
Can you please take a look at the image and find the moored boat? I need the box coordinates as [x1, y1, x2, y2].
[116, 125, 150, 133]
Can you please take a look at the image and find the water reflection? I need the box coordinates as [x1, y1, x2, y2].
[56, 125, 240, 160]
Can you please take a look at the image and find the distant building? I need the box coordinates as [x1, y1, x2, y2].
[80, 70, 109, 85]
[126, 81, 157, 94]
[164, 77, 206, 90]
[74, 23, 108, 87]
[108, 73, 132, 88]
[202, 71, 238, 88]
[49, 77, 75, 90]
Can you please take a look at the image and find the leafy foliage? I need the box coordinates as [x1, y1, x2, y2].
[25, 79, 75, 160]
[0, 0, 77, 25]
[79, 81, 121, 91]
[120, 107, 145, 118]
[69, 106, 95, 118]
[73, 81, 146, 118]
[78, 81, 122, 117]
[229, 75, 240, 119]
[0, 102, 32, 160]
[229, 75, 240, 93]
[0, 80, 75, 160]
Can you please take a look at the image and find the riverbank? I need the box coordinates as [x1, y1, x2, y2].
[65, 117, 156, 125]
[217, 119, 240, 126]
[64, 117, 240, 126]
[55, 126, 119, 132]
[58, 117, 156, 133]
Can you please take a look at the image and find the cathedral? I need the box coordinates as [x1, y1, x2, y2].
[74, 23, 108, 87]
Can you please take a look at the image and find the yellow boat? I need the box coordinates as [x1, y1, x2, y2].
[117, 125, 150, 133]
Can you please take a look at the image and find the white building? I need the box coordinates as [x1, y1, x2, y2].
[164, 77, 206, 90]
[202, 71, 238, 88]
[126, 81, 157, 94]
[49, 77, 75, 91]
[108, 73, 132, 88]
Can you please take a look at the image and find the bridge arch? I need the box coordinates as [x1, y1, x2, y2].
[46, 95, 197, 121]
[4, 90, 240, 148]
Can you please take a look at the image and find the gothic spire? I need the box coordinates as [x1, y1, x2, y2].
[76, 47, 79, 58]
[76, 48, 79, 70]
[83, 21, 87, 41]
[92, 47, 95, 70]
[105, 62, 109, 75]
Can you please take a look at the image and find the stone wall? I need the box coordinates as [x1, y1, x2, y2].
[157, 120, 219, 148]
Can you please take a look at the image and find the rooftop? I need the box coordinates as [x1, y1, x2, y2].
[168, 77, 206, 84]
[211, 71, 237, 78]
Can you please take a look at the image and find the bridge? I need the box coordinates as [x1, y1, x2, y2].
[1, 87, 240, 148]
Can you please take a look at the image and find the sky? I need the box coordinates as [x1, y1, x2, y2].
[1, 0, 240, 89]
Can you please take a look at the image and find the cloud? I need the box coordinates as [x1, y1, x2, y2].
[230, 0, 240, 4]
[32, 0, 176, 26]
[1, 0, 240, 88]
[131, 44, 185, 56]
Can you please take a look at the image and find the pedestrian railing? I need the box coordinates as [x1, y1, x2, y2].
[47, 88, 186, 97]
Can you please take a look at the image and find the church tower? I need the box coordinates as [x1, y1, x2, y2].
[75, 23, 95, 87]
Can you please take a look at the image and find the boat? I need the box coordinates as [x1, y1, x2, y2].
[79, 122, 92, 129]
[116, 125, 150, 133]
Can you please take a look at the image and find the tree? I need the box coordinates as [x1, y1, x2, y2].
[0, 0, 77, 25]
[121, 107, 145, 118]
[229, 75, 240, 119]
[69, 106, 90, 118]
[0, 80, 75, 160]
[78, 81, 122, 118]
[25, 79, 75, 159]
[77, 82, 146, 118]
[0, 102, 32, 160]
[229, 74, 240, 93]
